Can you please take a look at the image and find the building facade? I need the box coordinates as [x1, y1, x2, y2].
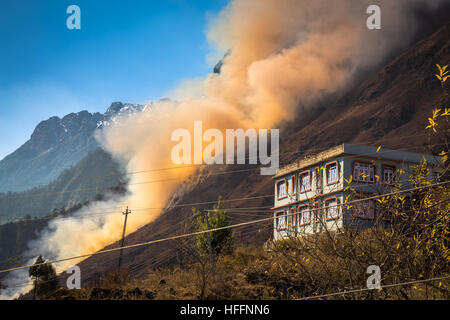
[271, 144, 441, 241]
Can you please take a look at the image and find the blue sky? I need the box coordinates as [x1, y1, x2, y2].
[0, 0, 228, 160]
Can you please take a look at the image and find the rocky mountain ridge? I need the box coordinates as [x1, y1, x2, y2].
[0, 102, 144, 193]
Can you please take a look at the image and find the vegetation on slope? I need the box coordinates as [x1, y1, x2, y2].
[0, 148, 125, 222]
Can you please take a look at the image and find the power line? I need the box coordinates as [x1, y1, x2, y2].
[2, 195, 447, 290]
[0, 216, 273, 274]
[0, 167, 262, 200]
[272, 180, 450, 212]
[0, 132, 436, 191]
[7, 209, 125, 223]
[0, 180, 447, 275]
[0, 143, 444, 201]
[297, 275, 450, 300]
[3, 168, 446, 225]
[2, 195, 447, 293]
[3, 194, 275, 224]
[3, 166, 436, 224]
[1, 209, 204, 292]
[5, 263, 449, 298]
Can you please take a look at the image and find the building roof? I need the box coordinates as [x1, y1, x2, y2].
[273, 143, 441, 178]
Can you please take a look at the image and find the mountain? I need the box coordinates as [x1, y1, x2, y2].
[0, 166, 128, 285]
[0, 102, 144, 193]
[0, 148, 126, 223]
[74, 22, 450, 286]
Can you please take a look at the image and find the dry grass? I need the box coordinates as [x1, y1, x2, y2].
[46, 233, 449, 300]
[135, 228, 449, 300]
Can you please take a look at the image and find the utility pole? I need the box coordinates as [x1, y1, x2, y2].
[205, 211, 215, 281]
[118, 206, 131, 271]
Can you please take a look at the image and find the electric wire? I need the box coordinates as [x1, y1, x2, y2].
[0, 131, 437, 191]
[297, 275, 450, 300]
[0, 180, 447, 275]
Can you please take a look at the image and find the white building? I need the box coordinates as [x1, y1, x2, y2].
[271, 144, 441, 241]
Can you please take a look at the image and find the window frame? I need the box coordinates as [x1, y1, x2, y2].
[297, 204, 311, 226]
[288, 207, 297, 229]
[298, 170, 312, 193]
[314, 201, 322, 223]
[324, 196, 339, 221]
[275, 210, 287, 231]
[353, 160, 376, 184]
[290, 174, 297, 195]
[325, 161, 340, 185]
[352, 199, 376, 220]
[276, 178, 288, 200]
[315, 166, 321, 188]
[382, 165, 396, 186]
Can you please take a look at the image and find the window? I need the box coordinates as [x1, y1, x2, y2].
[352, 199, 375, 219]
[383, 165, 395, 185]
[276, 211, 287, 230]
[286, 177, 292, 193]
[277, 180, 287, 199]
[299, 171, 311, 192]
[325, 198, 339, 220]
[353, 161, 375, 183]
[314, 201, 322, 223]
[326, 161, 339, 184]
[315, 167, 321, 188]
[298, 206, 311, 226]
[288, 207, 297, 229]
[291, 175, 297, 194]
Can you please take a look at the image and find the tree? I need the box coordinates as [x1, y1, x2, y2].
[51, 208, 59, 217]
[195, 197, 233, 278]
[264, 64, 450, 300]
[29, 255, 58, 299]
[189, 197, 233, 298]
[196, 197, 233, 257]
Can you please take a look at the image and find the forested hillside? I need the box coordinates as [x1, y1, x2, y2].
[0, 148, 125, 222]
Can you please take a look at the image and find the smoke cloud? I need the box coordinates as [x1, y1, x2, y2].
[2, 0, 448, 299]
